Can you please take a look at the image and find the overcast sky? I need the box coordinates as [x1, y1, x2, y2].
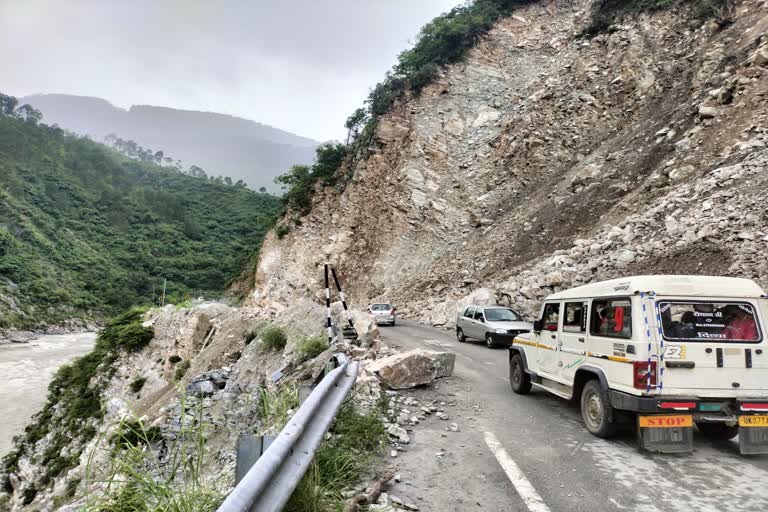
[0, 0, 462, 141]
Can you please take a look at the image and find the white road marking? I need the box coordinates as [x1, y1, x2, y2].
[484, 431, 551, 512]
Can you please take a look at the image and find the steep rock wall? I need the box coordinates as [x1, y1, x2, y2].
[252, 0, 768, 326]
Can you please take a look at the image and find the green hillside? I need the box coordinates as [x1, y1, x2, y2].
[0, 94, 280, 329]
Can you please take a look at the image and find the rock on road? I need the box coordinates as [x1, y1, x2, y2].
[379, 320, 768, 512]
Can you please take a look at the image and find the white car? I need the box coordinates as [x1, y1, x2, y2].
[508, 275, 768, 454]
[369, 303, 396, 326]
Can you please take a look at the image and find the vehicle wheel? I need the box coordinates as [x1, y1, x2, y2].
[509, 353, 531, 394]
[696, 421, 739, 440]
[486, 334, 496, 348]
[456, 328, 466, 343]
[580, 380, 617, 438]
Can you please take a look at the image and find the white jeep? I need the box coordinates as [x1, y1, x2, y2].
[509, 275, 768, 454]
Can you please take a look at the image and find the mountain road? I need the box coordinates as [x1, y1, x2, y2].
[377, 320, 768, 512]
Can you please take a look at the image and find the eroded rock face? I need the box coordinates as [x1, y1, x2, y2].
[367, 350, 456, 390]
[250, 0, 768, 326]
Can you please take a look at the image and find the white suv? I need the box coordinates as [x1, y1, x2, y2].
[508, 275, 768, 454]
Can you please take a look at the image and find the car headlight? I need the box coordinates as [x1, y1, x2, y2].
[495, 329, 506, 334]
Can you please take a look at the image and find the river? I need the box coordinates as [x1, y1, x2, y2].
[0, 332, 96, 456]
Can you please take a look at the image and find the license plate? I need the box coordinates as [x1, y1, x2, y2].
[639, 415, 693, 428]
[739, 416, 768, 427]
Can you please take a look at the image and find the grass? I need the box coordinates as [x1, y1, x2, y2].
[129, 376, 147, 394]
[1, 308, 154, 501]
[174, 360, 191, 382]
[260, 325, 287, 351]
[296, 335, 329, 363]
[84, 401, 223, 512]
[258, 384, 299, 431]
[284, 401, 386, 512]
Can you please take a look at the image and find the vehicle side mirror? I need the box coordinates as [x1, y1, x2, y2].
[533, 320, 543, 333]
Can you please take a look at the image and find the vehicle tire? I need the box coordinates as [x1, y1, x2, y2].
[580, 380, 617, 438]
[509, 353, 531, 395]
[696, 421, 739, 440]
[486, 334, 496, 348]
[456, 328, 466, 343]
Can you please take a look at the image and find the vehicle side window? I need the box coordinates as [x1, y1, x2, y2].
[541, 303, 560, 331]
[590, 298, 632, 339]
[474, 309, 484, 321]
[464, 307, 475, 318]
[563, 302, 587, 333]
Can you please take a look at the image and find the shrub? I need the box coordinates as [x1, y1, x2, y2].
[582, 0, 734, 35]
[174, 360, 191, 382]
[260, 325, 287, 351]
[129, 376, 147, 393]
[100, 308, 153, 352]
[296, 335, 328, 363]
[275, 224, 290, 239]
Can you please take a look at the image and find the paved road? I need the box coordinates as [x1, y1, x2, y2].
[380, 320, 768, 512]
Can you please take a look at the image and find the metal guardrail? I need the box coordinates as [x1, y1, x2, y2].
[217, 358, 360, 512]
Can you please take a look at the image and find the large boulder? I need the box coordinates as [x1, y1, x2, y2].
[367, 349, 456, 390]
[330, 302, 379, 346]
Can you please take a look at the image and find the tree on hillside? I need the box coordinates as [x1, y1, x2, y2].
[15, 104, 43, 124]
[0, 93, 18, 115]
[259, 186, 267, 193]
[345, 108, 367, 145]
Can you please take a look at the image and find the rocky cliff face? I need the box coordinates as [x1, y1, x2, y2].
[251, 0, 768, 326]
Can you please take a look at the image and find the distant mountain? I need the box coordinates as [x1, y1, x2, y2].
[20, 94, 318, 192]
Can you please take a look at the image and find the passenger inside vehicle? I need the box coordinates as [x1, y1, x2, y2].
[725, 306, 759, 341]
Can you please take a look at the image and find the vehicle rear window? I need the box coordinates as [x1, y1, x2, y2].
[659, 301, 762, 343]
[371, 304, 391, 311]
[590, 298, 632, 339]
[484, 309, 522, 322]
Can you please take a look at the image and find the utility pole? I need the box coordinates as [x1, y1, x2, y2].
[161, 278, 167, 307]
[151, 283, 155, 306]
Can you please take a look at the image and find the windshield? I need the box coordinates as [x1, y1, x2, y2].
[659, 301, 762, 342]
[484, 308, 522, 322]
[371, 304, 391, 311]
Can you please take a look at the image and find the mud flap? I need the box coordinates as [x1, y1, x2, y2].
[739, 416, 768, 455]
[637, 415, 694, 453]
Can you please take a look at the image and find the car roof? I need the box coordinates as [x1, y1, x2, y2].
[546, 275, 766, 301]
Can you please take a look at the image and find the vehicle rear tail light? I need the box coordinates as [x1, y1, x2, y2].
[741, 403, 768, 411]
[633, 361, 657, 389]
[659, 401, 696, 410]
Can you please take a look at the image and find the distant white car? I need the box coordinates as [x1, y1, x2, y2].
[369, 303, 396, 326]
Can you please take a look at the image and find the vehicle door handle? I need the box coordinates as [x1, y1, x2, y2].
[578, 337, 585, 342]
[666, 361, 695, 369]
[550, 335, 556, 339]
